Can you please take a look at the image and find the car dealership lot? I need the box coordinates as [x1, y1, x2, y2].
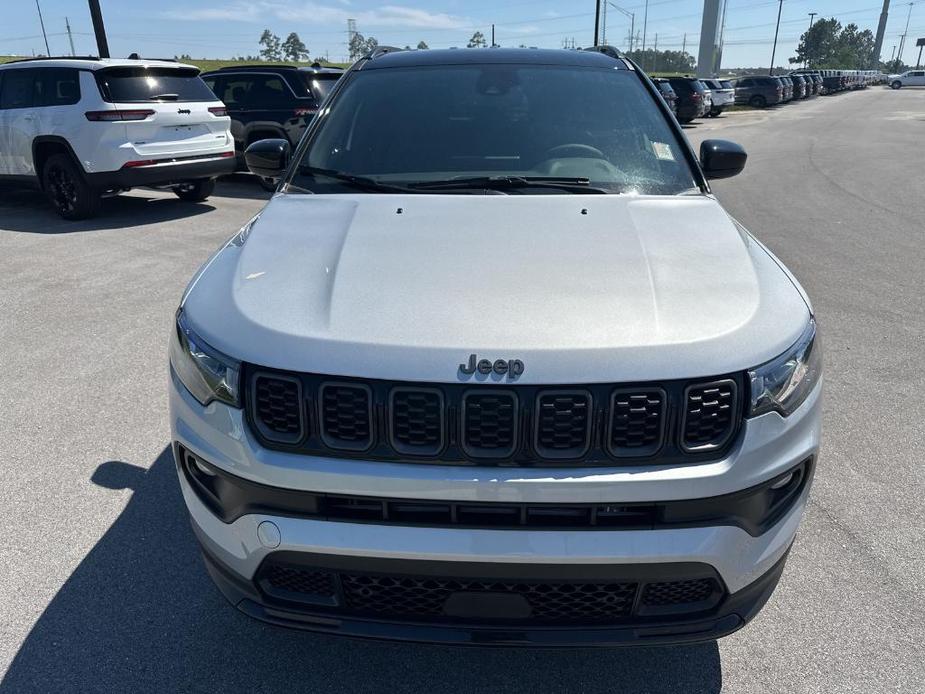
[0, 86, 923, 693]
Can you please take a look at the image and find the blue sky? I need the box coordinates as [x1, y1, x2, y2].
[3, 0, 923, 68]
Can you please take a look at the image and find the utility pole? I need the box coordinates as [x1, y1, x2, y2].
[88, 0, 110, 58]
[491, 24, 496, 47]
[717, 0, 729, 73]
[594, 0, 602, 46]
[602, 0, 608, 44]
[890, 44, 897, 62]
[606, 3, 635, 53]
[682, 33, 686, 54]
[916, 40, 924, 68]
[769, 0, 784, 76]
[65, 17, 76, 56]
[897, 2, 914, 65]
[805, 13, 816, 68]
[35, 0, 50, 55]
[653, 32, 658, 71]
[873, 0, 891, 66]
[642, 0, 649, 53]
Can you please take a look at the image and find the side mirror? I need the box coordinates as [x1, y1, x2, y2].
[700, 139, 747, 180]
[244, 139, 291, 180]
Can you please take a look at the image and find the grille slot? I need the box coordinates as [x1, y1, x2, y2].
[319, 383, 373, 451]
[252, 374, 304, 443]
[682, 380, 738, 452]
[641, 578, 718, 606]
[258, 564, 337, 605]
[534, 391, 592, 459]
[389, 388, 444, 455]
[608, 388, 666, 457]
[461, 391, 518, 458]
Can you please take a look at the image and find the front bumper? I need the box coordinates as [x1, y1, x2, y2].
[198, 538, 792, 646]
[170, 369, 820, 644]
[85, 152, 236, 190]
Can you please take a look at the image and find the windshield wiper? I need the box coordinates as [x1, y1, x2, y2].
[408, 176, 609, 194]
[299, 166, 414, 193]
[151, 93, 179, 101]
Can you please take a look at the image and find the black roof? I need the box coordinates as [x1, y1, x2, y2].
[361, 47, 628, 70]
[207, 63, 344, 75]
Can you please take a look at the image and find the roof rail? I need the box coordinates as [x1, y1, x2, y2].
[583, 45, 623, 60]
[368, 46, 404, 59]
[218, 64, 300, 70]
[1, 56, 101, 64]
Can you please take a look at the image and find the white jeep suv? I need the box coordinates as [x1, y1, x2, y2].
[169, 47, 822, 646]
[0, 57, 234, 219]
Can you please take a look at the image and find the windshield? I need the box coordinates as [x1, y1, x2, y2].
[291, 64, 698, 195]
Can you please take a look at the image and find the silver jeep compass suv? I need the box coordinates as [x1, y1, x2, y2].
[169, 47, 822, 646]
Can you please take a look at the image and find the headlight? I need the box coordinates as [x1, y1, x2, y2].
[169, 310, 241, 407]
[748, 318, 821, 417]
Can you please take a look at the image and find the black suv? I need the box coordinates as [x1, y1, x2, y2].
[201, 64, 344, 187]
[666, 77, 707, 123]
[651, 77, 678, 115]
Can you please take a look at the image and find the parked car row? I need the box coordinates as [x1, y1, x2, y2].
[651, 76, 736, 124]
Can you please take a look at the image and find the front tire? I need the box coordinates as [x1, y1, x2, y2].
[891, 81, 902, 89]
[749, 95, 767, 108]
[42, 154, 101, 220]
[174, 178, 215, 202]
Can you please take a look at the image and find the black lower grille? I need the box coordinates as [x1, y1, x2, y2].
[682, 380, 738, 452]
[255, 561, 726, 625]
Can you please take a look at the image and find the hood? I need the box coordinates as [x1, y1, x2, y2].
[182, 194, 810, 384]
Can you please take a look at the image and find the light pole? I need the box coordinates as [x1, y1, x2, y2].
[805, 12, 817, 68]
[594, 0, 602, 46]
[605, 2, 635, 52]
[897, 2, 914, 66]
[642, 0, 649, 53]
[769, 0, 784, 76]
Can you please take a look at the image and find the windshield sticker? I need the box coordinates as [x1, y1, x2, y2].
[653, 142, 675, 161]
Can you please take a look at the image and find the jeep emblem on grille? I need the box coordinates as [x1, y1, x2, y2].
[459, 354, 524, 379]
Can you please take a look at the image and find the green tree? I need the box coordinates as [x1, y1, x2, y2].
[259, 29, 282, 61]
[467, 31, 487, 48]
[417, 40, 429, 50]
[627, 49, 695, 73]
[282, 32, 309, 62]
[791, 18, 875, 68]
[348, 31, 367, 60]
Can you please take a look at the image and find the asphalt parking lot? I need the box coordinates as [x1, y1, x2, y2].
[1, 86, 923, 693]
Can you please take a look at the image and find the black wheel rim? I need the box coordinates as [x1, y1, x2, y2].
[47, 166, 78, 214]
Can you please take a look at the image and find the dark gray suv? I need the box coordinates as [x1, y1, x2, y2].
[734, 75, 783, 108]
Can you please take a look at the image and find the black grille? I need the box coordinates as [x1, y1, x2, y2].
[642, 578, 719, 607]
[390, 388, 444, 455]
[534, 391, 592, 458]
[260, 564, 336, 598]
[608, 389, 666, 457]
[682, 380, 738, 451]
[320, 383, 372, 451]
[244, 366, 743, 466]
[462, 391, 518, 458]
[255, 561, 726, 625]
[253, 375, 304, 443]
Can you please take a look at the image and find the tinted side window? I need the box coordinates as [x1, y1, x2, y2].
[242, 75, 291, 108]
[35, 68, 81, 106]
[0, 70, 35, 109]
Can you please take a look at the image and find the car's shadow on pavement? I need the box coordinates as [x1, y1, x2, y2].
[0, 447, 722, 694]
[0, 185, 217, 234]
